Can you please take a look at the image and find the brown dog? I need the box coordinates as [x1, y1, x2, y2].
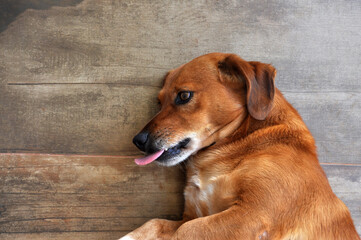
[121, 53, 360, 240]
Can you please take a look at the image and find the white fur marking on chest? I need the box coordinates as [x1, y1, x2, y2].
[199, 184, 214, 202]
[187, 174, 204, 217]
[209, 176, 218, 181]
[186, 173, 219, 217]
[190, 175, 200, 188]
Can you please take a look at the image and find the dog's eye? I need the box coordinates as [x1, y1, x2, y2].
[180, 92, 191, 101]
[175, 91, 193, 105]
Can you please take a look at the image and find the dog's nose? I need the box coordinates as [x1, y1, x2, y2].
[133, 131, 149, 152]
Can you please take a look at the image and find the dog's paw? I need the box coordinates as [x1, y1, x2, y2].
[119, 219, 177, 240]
[119, 234, 136, 240]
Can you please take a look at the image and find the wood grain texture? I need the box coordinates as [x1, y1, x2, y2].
[284, 92, 361, 164]
[0, 85, 359, 163]
[0, 232, 128, 240]
[0, 154, 359, 239]
[0, 0, 360, 164]
[0, 0, 360, 239]
[0, 84, 160, 155]
[0, 154, 185, 239]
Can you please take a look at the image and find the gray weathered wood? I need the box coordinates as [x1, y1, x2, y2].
[284, 92, 361, 164]
[0, 85, 160, 154]
[1, 0, 360, 90]
[0, 0, 360, 164]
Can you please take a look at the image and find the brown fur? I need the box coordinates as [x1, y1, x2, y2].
[121, 53, 360, 240]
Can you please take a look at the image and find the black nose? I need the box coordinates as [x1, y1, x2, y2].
[133, 131, 149, 152]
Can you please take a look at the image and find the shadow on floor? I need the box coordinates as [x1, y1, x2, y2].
[0, 0, 84, 33]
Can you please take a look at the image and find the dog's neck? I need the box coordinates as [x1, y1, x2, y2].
[199, 110, 246, 150]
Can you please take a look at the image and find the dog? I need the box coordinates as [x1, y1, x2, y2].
[120, 53, 360, 239]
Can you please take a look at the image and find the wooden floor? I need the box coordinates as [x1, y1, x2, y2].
[0, 154, 185, 239]
[0, 0, 360, 239]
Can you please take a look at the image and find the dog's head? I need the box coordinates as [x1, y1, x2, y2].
[133, 53, 276, 166]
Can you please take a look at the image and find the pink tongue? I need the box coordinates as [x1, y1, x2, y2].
[135, 150, 165, 166]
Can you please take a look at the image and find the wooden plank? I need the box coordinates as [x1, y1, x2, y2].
[284, 92, 361, 164]
[0, 0, 360, 91]
[0, 154, 185, 237]
[1, 84, 359, 163]
[0, 85, 160, 155]
[0, 232, 128, 240]
[0, 154, 359, 238]
[0, 154, 185, 194]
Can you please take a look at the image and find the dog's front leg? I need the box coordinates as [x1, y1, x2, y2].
[119, 218, 184, 240]
[171, 206, 268, 240]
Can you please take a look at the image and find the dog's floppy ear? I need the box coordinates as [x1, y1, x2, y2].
[218, 54, 276, 120]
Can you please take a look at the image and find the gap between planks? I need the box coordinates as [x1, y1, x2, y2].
[0, 153, 360, 167]
[6, 83, 361, 94]
[6, 83, 361, 93]
[7, 82, 161, 88]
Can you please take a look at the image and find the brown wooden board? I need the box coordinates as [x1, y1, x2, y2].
[0, 154, 185, 239]
[0, 154, 360, 239]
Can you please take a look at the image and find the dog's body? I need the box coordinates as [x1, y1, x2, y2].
[121, 53, 360, 239]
